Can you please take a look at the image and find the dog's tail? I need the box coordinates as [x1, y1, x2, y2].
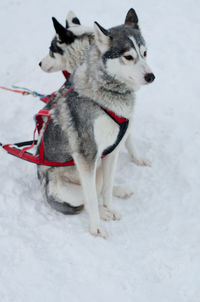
[47, 195, 84, 215]
[38, 166, 84, 215]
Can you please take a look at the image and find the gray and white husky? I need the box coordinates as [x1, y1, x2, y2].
[39, 10, 152, 167]
[37, 9, 155, 237]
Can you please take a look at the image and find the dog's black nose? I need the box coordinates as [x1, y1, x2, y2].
[39, 62, 42, 67]
[144, 73, 155, 83]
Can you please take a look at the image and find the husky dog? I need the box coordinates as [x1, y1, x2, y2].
[39, 11, 94, 73]
[39, 11, 151, 167]
[37, 9, 155, 237]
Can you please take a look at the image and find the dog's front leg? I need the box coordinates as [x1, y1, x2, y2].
[125, 134, 151, 166]
[100, 150, 122, 221]
[73, 153, 108, 238]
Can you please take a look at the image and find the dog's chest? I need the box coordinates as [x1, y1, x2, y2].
[94, 114, 120, 155]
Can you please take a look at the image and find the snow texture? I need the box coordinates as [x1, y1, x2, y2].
[0, 0, 200, 301]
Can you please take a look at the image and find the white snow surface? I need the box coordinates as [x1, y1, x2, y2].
[0, 0, 200, 301]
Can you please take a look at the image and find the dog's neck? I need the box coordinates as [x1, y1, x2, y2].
[73, 45, 135, 119]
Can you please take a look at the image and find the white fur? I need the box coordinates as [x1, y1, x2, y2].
[66, 11, 78, 27]
[40, 53, 67, 73]
[73, 152, 108, 238]
[69, 26, 93, 36]
[125, 135, 152, 166]
[112, 184, 134, 198]
[105, 47, 151, 91]
[94, 115, 119, 156]
[105, 36, 153, 90]
[93, 23, 110, 53]
[39, 18, 153, 238]
[40, 33, 91, 73]
[129, 36, 153, 74]
[47, 169, 83, 207]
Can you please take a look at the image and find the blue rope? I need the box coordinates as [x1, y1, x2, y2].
[12, 85, 48, 98]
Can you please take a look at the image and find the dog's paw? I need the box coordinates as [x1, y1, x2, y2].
[90, 223, 108, 239]
[99, 205, 122, 221]
[113, 185, 134, 199]
[131, 157, 152, 167]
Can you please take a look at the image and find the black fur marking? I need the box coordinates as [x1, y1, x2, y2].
[50, 37, 64, 55]
[65, 20, 69, 29]
[72, 17, 81, 25]
[52, 17, 76, 45]
[63, 30, 76, 45]
[103, 46, 130, 62]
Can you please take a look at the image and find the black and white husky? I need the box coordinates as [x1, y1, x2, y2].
[39, 11, 94, 73]
[37, 9, 155, 238]
[39, 10, 152, 167]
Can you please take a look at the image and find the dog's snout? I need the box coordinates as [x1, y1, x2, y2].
[39, 61, 42, 67]
[144, 73, 155, 83]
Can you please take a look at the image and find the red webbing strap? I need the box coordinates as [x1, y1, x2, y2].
[63, 86, 74, 97]
[103, 108, 128, 124]
[42, 159, 75, 166]
[62, 70, 71, 81]
[40, 92, 56, 103]
[2, 144, 40, 164]
[35, 109, 51, 163]
[2, 143, 75, 166]
[35, 109, 51, 133]
[1, 84, 129, 166]
[19, 126, 37, 156]
[0, 86, 28, 95]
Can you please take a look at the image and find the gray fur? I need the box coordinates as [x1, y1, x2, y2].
[102, 25, 145, 62]
[37, 14, 154, 226]
[73, 44, 135, 118]
[37, 23, 137, 214]
[38, 166, 83, 214]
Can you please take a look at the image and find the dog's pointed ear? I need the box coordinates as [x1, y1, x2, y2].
[52, 17, 75, 44]
[94, 22, 111, 53]
[52, 17, 67, 37]
[125, 8, 139, 28]
[66, 11, 81, 28]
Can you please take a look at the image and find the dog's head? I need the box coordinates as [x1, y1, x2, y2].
[39, 11, 93, 73]
[94, 8, 155, 91]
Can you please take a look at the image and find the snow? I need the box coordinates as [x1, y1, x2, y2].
[0, 0, 200, 301]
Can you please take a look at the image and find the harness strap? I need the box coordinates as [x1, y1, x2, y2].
[62, 70, 71, 81]
[102, 108, 129, 156]
[2, 143, 75, 166]
[0, 70, 71, 103]
[0, 86, 29, 95]
[35, 109, 51, 163]
[1, 85, 129, 166]
[40, 92, 56, 103]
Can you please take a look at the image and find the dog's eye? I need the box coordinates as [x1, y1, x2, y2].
[124, 55, 134, 61]
[143, 51, 147, 58]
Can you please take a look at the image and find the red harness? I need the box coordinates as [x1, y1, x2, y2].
[1, 71, 129, 166]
